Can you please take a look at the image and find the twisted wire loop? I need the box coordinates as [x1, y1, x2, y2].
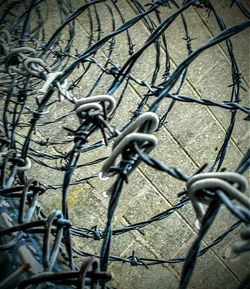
[0, 0, 249, 288]
[186, 172, 249, 225]
[99, 112, 159, 277]
[60, 94, 116, 271]
[180, 169, 250, 289]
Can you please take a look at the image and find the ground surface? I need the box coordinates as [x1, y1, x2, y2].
[4, 1, 249, 288]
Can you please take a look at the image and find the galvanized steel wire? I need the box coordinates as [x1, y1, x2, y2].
[0, 0, 249, 288]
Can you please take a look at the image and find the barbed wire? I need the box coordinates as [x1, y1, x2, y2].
[0, 0, 249, 288]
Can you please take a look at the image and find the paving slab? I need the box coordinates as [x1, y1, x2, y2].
[1, 1, 249, 288]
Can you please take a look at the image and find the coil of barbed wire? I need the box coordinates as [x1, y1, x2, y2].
[0, 0, 249, 289]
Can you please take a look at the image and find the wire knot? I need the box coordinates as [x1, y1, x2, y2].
[91, 225, 104, 240]
[125, 251, 149, 269]
[186, 172, 249, 226]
